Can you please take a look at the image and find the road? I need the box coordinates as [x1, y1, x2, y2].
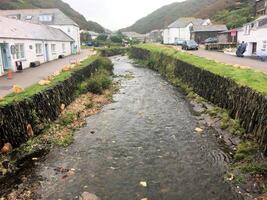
[22, 56, 241, 200]
[189, 48, 267, 73]
[0, 49, 93, 97]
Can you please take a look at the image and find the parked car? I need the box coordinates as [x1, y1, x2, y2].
[204, 37, 218, 44]
[175, 39, 185, 46]
[86, 41, 99, 47]
[182, 40, 199, 50]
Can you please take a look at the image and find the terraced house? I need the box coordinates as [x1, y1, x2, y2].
[0, 8, 81, 54]
[256, 0, 267, 15]
[0, 16, 74, 76]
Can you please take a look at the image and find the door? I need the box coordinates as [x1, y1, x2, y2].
[252, 42, 257, 54]
[45, 44, 49, 62]
[0, 44, 10, 71]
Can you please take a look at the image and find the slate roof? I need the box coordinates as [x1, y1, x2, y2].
[168, 18, 207, 28]
[0, 16, 74, 42]
[192, 25, 228, 32]
[0, 8, 78, 26]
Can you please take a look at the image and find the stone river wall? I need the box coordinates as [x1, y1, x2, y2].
[129, 47, 267, 148]
[0, 58, 105, 148]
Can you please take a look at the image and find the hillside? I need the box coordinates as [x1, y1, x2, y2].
[0, 0, 105, 33]
[121, 0, 255, 34]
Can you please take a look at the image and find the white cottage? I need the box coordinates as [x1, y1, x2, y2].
[0, 9, 81, 53]
[238, 15, 267, 56]
[0, 16, 74, 76]
[163, 18, 211, 44]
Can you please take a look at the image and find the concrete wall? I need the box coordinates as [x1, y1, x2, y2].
[238, 27, 267, 56]
[0, 39, 72, 75]
[51, 25, 81, 53]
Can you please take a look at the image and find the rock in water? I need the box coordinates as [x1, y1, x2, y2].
[79, 192, 101, 200]
[1, 143, 13, 154]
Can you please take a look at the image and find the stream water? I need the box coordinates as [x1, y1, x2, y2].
[30, 56, 241, 199]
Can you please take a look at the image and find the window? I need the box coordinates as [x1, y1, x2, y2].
[51, 44, 56, 54]
[62, 43, 66, 53]
[263, 41, 267, 51]
[15, 44, 25, 60]
[39, 15, 53, 22]
[25, 15, 32, 20]
[244, 25, 251, 35]
[35, 44, 43, 55]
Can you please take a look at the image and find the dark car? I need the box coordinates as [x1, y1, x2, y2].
[175, 39, 185, 46]
[182, 40, 199, 50]
[204, 37, 218, 44]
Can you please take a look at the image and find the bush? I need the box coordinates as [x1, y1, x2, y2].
[86, 69, 112, 94]
[87, 79, 103, 94]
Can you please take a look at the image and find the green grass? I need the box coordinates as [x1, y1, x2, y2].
[59, 112, 75, 126]
[135, 44, 267, 95]
[0, 55, 100, 107]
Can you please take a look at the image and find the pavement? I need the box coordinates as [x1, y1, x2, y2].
[0, 49, 93, 97]
[187, 48, 267, 74]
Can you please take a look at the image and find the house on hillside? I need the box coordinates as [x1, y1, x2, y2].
[256, 0, 267, 16]
[0, 9, 81, 53]
[163, 18, 211, 44]
[238, 15, 267, 56]
[146, 30, 163, 43]
[0, 16, 74, 76]
[122, 32, 146, 42]
[191, 25, 228, 43]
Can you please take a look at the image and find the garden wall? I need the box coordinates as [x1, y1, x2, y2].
[129, 47, 267, 148]
[0, 58, 109, 148]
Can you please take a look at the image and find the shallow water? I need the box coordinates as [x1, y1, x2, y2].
[36, 56, 241, 200]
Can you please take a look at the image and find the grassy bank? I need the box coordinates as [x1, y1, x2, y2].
[98, 47, 129, 57]
[136, 44, 267, 95]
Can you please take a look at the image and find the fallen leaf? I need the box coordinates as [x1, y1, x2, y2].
[38, 80, 51, 86]
[141, 198, 148, 200]
[1, 143, 13, 154]
[140, 181, 147, 187]
[195, 127, 203, 133]
[13, 85, 24, 93]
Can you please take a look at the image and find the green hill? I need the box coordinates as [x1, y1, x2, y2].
[0, 0, 105, 33]
[121, 0, 255, 34]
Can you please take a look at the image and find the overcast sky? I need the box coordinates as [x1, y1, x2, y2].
[62, 0, 184, 30]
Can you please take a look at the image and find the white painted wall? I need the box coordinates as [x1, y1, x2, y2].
[0, 48, 3, 75]
[163, 24, 192, 44]
[238, 27, 267, 56]
[0, 38, 72, 75]
[51, 25, 81, 53]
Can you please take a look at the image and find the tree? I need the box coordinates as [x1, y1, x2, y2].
[96, 34, 108, 42]
[110, 35, 123, 43]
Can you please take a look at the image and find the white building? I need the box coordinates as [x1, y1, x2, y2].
[0, 16, 74, 76]
[0, 8, 81, 53]
[122, 32, 146, 42]
[163, 18, 211, 44]
[238, 15, 267, 56]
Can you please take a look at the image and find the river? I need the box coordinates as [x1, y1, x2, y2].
[32, 56, 241, 200]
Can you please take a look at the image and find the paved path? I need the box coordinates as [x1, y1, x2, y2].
[0, 49, 93, 97]
[189, 48, 267, 73]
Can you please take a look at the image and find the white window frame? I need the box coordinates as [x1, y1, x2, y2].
[62, 43, 66, 53]
[51, 44, 56, 54]
[263, 40, 267, 51]
[35, 43, 43, 55]
[39, 15, 53, 22]
[15, 44, 25, 60]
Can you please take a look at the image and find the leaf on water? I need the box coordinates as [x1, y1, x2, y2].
[195, 127, 204, 134]
[140, 181, 147, 187]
